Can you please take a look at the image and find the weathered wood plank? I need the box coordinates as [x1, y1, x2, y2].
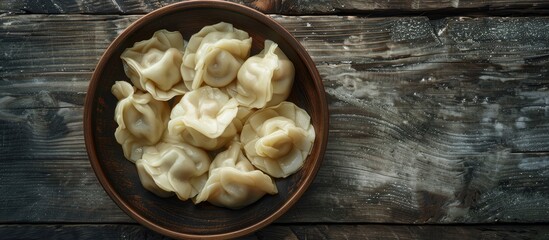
[1, 224, 549, 239]
[1, 104, 548, 223]
[1, 15, 549, 224]
[1, 0, 549, 14]
[268, 224, 549, 239]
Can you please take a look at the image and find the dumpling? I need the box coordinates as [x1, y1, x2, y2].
[168, 86, 239, 150]
[121, 29, 187, 101]
[111, 81, 169, 162]
[231, 40, 295, 108]
[135, 142, 211, 201]
[194, 141, 278, 209]
[240, 102, 315, 178]
[233, 106, 255, 133]
[181, 22, 252, 90]
[163, 105, 252, 146]
[135, 157, 173, 198]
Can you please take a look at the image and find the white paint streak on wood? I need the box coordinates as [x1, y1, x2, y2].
[49, 0, 64, 13]
[110, 0, 123, 12]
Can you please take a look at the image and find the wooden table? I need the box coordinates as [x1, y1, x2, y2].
[2, 0, 549, 239]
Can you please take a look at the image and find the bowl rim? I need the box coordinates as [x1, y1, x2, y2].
[84, 1, 329, 239]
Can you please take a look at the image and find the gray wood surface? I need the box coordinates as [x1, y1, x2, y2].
[1, 14, 549, 228]
[1, 224, 548, 239]
[1, 0, 549, 14]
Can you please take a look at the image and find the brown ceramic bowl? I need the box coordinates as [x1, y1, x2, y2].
[84, 1, 328, 239]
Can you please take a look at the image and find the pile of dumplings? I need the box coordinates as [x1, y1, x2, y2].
[111, 22, 316, 209]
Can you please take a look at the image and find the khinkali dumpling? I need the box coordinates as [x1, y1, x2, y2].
[194, 141, 278, 209]
[168, 86, 239, 150]
[231, 40, 295, 108]
[135, 142, 211, 201]
[240, 102, 315, 178]
[181, 22, 252, 90]
[121, 29, 187, 101]
[111, 81, 169, 162]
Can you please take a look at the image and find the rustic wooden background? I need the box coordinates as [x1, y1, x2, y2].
[1, 0, 549, 239]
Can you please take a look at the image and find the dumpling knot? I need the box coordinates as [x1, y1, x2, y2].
[254, 117, 307, 159]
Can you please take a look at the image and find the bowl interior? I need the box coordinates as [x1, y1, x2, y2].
[85, 1, 328, 238]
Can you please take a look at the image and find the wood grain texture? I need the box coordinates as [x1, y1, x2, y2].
[1, 15, 549, 224]
[1, 224, 549, 239]
[1, 0, 549, 14]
